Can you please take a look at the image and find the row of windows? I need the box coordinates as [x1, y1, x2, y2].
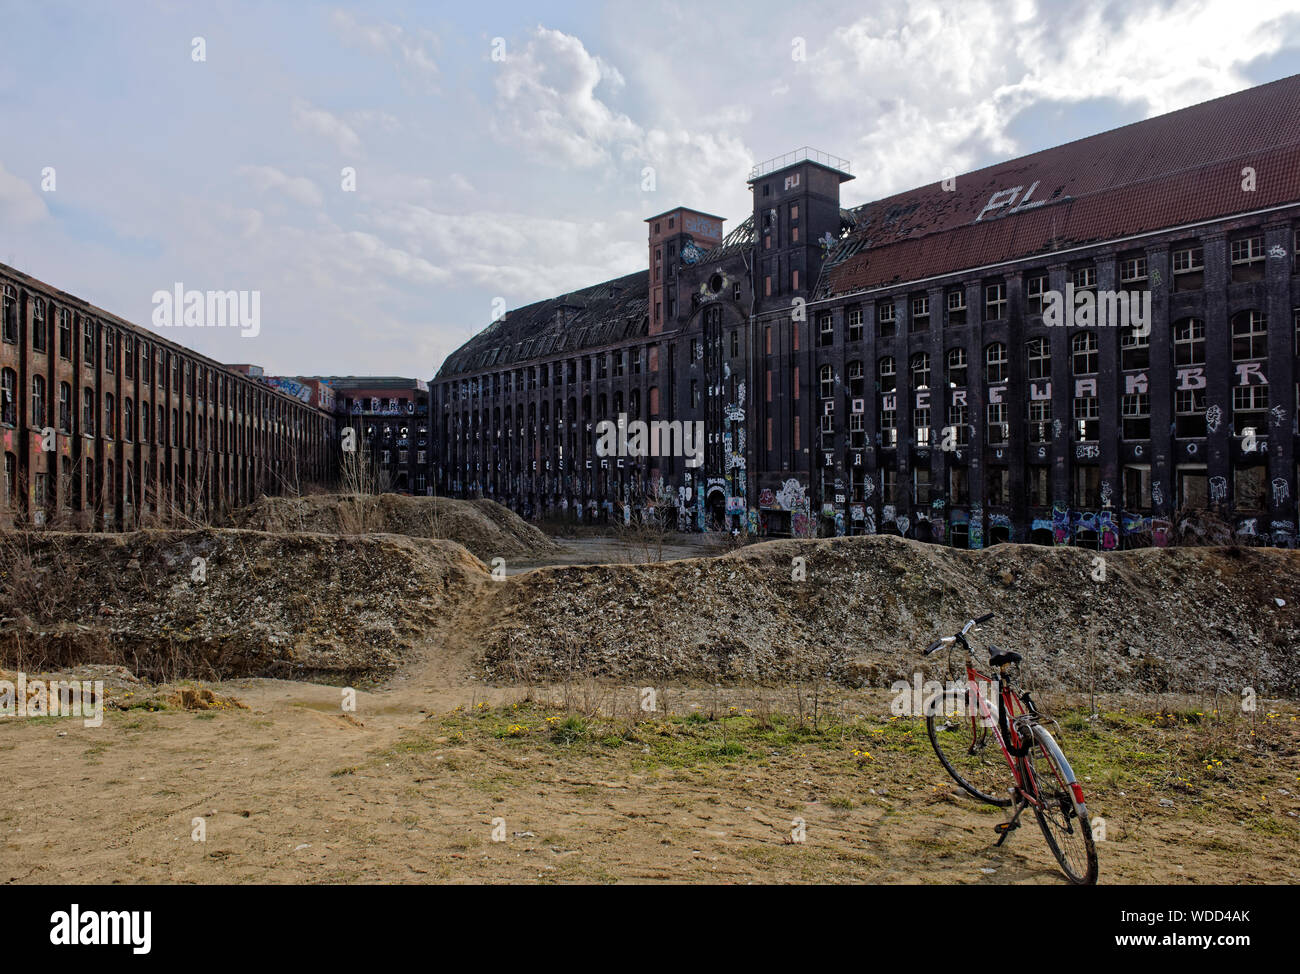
[814, 312, 1281, 401]
[2, 284, 323, 438]
[2, 450, 296, 514]
[808, 234, 1281, 340]
[0, 370, 320, 453]
[450, 346, 661, 401]
[826, 462, 1278, 514]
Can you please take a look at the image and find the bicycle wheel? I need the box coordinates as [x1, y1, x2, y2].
[1025, 725, 1098, 885]
[926, 680, 1013, 807]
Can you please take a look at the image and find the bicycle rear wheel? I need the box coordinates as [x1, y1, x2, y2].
[1025, 725, 1098, 885]
[926, 681, 1012, 807]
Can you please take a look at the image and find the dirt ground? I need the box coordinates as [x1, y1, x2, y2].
[2, 533, 1297, 884]
[2, 660, 1297, 884]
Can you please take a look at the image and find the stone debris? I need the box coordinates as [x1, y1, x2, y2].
[0, 528, 485, 683]
[227, 493, 558, 561]
[477, 535, 1300, 695]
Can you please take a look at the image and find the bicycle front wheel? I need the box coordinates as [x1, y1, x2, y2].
[1025, 725, 1099, 885]
[926, 685, 1013, 807]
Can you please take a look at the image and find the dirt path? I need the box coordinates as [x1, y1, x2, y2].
[3, 540, 1297, 884]
[2, 673, 1296, 883]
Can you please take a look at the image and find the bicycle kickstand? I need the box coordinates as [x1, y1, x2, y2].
[993, 787, 1026, 847]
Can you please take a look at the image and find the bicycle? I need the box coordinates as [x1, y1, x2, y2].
[922, 612, 1099, 885]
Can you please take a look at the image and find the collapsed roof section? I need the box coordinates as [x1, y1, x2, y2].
[815, 73, 1300, 299]
[437, 270, 650, 380]
[700, 215, 755, 263]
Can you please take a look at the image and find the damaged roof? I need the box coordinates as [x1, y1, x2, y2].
[816, 73, 1300, 299]
[437, 270, 649, 380]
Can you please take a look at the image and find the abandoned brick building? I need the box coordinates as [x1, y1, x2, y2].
[0, 264, 336, 528]
[318, 376, 430, 494]
[433, 74, 1300, 547]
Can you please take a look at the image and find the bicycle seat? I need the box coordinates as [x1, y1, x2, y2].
[988, 646, 1022, 667]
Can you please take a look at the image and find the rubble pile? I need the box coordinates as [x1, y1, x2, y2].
[2, 528, 1295, 696]
[478, 536, 1300, 695]
[0, 529, 485, 683]
[228, 493, 558, 561]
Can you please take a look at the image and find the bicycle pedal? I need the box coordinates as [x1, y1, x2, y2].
[992, 820, 1018, 846]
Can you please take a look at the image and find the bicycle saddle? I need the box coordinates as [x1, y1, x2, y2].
[988, 646, 1022, 667]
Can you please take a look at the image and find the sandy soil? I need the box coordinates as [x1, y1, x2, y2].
[2, 534, 1297, 884]
[2, 660, 1296, 883]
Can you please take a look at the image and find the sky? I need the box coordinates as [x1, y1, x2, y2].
[1, 0, 1298, 380]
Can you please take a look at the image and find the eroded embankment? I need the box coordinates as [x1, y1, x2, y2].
[3, 531, 1297, 695]
[0, 529, 487, 683]
[476, 536, 1300, 695]
[228, 493, 558, 561]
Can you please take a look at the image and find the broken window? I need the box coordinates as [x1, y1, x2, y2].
[986, 402, 1008, 446]
[1174, 317, 1204, 365]
[1072, 331, 1098, 375]
[985, 342, 1008, 384]
[846, 307, 863, 342]
[1121, 392, 1150, 440]
[1025, 272, 1048, 315]
[1025, 338, 1050, 380]
[945, 347, 967, 387]
[985, 282, 1007, 320]
[946, 288, 966, 327]
[1231, 310, 1267, 360]
[1230, 235, 1265, 283]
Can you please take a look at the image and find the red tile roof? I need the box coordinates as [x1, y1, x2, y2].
[817, 73, 1300, 298]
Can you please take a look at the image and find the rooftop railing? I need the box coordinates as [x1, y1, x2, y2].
[748, 147, 851, 181]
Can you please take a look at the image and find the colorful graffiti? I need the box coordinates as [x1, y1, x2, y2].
[968, 506, 983, 550]
[1051, 503, 1070, 545]
[1099, 510, 1118, 550]
[989, 512, 1013, 542]
[775, 478, 808, 511]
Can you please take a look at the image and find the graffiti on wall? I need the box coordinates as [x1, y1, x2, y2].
[1051, 502, 1070, 545]
[1099, 510, 1118, 550]
[775, 478, 808, 511]
[1273, 478, 1291, 507]
[989, 512, 1013, 542]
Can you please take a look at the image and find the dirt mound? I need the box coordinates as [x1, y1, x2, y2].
[228, 493, 558, 561]
[476, 535, 1300, 695]
[0, 529, 489, 683]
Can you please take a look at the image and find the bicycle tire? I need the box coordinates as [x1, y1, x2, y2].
[926, 693, 1013, 807]
[1025, 724, 1099, 885]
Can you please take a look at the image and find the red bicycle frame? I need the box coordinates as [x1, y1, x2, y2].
[963, 662, 1047, 809]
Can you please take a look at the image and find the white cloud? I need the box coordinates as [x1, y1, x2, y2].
[364, 202, 643, 301]
[239, 165, 324, 208]
[491, 27, 641, 168]
[489, 27, 755, 220]
[329, 9, 440, 90]
[292, 98, 363, 156]
[0, 162, 48, 225]
[812, 0, 1296, 199]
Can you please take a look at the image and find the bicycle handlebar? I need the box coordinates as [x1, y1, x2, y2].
[922, 612, 995, 656]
